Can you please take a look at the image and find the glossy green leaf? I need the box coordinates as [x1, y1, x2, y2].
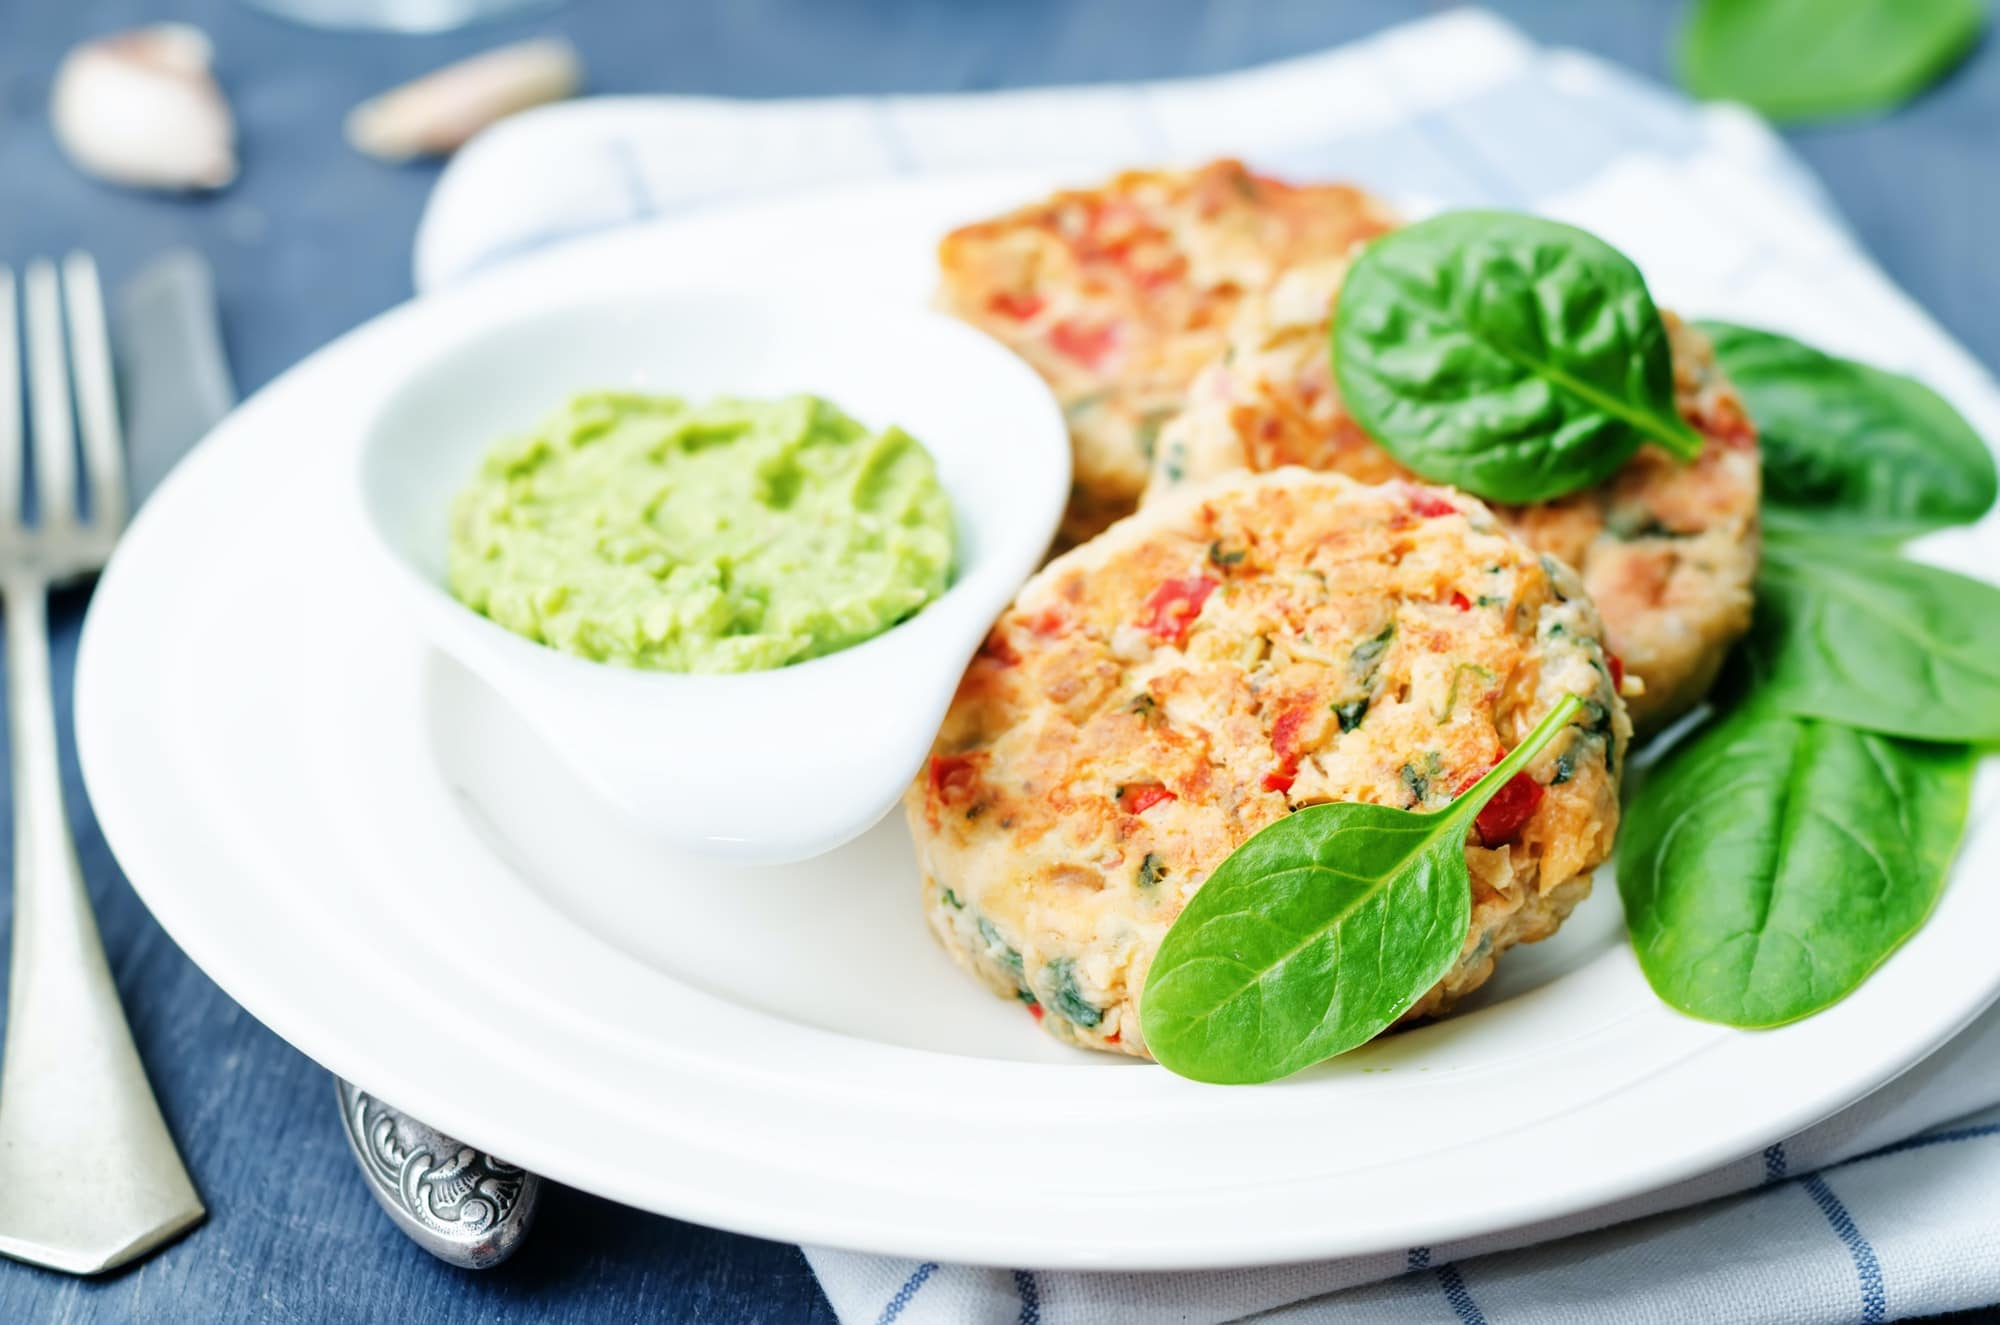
[1141, 695, 1581, 1084]
[1679, 0, 1983, 123]
[1754, 534, 2000, 743]
[1334, 211, 1702, 504]
[1699, 321, 1996, 536]
[1619, 693, 1973, 1027]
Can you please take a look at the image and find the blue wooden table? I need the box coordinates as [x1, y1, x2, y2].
[1, 1, 1995, 1319]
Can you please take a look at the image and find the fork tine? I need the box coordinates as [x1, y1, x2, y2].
[61, 254, 125, 532]
[22, 259, 77, 530]
[0, 267, 19, 525]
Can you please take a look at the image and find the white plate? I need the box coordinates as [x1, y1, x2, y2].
[76, 174, 2000, 1270]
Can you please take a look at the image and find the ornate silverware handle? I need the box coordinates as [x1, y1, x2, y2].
[336, 1078, 540, 1269]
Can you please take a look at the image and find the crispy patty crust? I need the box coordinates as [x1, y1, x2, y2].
[907, 472, 1629, 1059]
[936, 161, 1396, 543]
[1145, 258, 1762, 733]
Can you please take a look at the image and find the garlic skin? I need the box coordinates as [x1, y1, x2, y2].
[51, 24, 237, 192]
[346, 38, 583, 163]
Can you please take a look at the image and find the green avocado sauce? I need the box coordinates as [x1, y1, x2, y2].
[447, 391, 956, 673]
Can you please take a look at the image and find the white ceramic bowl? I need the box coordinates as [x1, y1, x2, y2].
[354, 288, 1069, 862]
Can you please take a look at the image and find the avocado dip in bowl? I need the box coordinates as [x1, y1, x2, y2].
[354, 288, 1069, 863]
[447, 391, 957, 674]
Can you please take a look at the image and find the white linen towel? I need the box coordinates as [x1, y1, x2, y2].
[416, 10, 2000, 1320]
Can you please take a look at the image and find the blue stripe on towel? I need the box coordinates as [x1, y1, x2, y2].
[607, 137, 659, 219]
[452, 216, 645, 283]
[1013, 1268, 1041, 1325]
[1560, 68, 1708, 158]
[1261, 122, 1480, 206]
[1802, 1174, 1887, 1324]
[1763, 1141, 1789, 1183]
[868, 100, 918, 175]
[1435, 1262, 1488, 1325]
[1426, 85, 1585, 202]
[1405, 1245, 1432, 1272]
[1840, 1120, 2000, 1169]
[1408, 107, 1524, 207]
[875, 1262, 938, 1325]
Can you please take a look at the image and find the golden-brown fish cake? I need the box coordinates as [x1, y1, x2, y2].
[1146, 258, 1761, 734]
[936, 161, 1396, 543]
[907, 472, 1629, 1059]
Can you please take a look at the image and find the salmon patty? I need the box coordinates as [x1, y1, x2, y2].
[1145, 258, 1761, 734]
[907, 472, 1630, 1059]
[936, 161, 1396, 543]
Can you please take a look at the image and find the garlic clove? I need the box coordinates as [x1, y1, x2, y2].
[50, 24, 238, 192]
[346, 38, 583, 163]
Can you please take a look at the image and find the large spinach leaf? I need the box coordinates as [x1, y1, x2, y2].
[1141, 695, 1580, 1084]
[1754, 534, 2000, 744]
[1700, 321, 1996, 536]
[1334, 212, 1702, 504]
[1679, 0, 1984, 123]
[1619, 692, 1973, 1027]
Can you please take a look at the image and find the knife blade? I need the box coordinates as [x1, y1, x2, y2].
[113, 248, 237, 506]
[113, 250, 542, 1269]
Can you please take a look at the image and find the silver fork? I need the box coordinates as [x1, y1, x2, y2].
[0, 255, 203, 1274]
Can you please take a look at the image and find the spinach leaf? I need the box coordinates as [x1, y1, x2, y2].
[1619, 692, 1973, 1027]
[1699, 321, 1996, 535]
[1045, 958, 1102, 1028]
[1141, 694, 1581, 1084]
[1334, 211, 1702, 504]
[1754, 534, 2000, 743]
[1679, 0, 1983, 123]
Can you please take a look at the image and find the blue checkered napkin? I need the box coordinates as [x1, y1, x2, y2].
[817, 1022, 2000, 1324]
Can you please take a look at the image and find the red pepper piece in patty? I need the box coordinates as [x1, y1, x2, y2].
[1025, 607, 1068, 637]
[1263, 705, 1312, 793]
[1701, 398, 1757, 451]
[1450, 591, 1472, 611]
[1119, 782, 1176, 815]
[1473, 771, 1544, 846]
[928, 754, 982, 806]
[1132, 258, 1185, 291]
[1049, 319, 1119, 368]
[1608, 652, 1625, 691]
[1139, 576, 1218, 647]
[988, 291, 1044, 320]
[1271, 707, 1311, 761]
[1408, 489, 1458, 519]
[978, 630, 1020, 666]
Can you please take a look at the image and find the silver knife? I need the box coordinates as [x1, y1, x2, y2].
[117, 251, 541, 1269]
[115, 249, 237, 507]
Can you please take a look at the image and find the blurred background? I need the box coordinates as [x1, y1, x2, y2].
[0, 2, 1994, 1320]
[3, 1, 1994, 398]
